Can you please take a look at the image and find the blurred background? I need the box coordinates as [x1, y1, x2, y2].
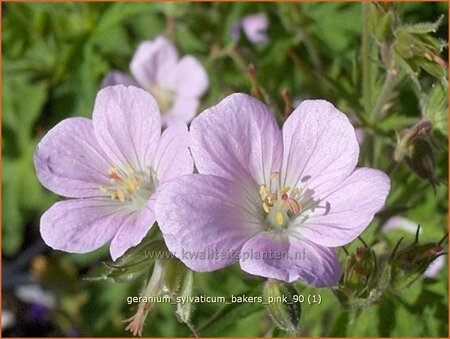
[2, 2, 448, 337]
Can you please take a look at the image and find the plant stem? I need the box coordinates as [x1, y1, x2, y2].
[362, 2, 372, 118]
[372, 70, 397, 120]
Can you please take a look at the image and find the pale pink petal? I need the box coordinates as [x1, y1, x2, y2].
[152, 121, 193, 183]
[281, 100, 359, 196]
[241, 13, 269, 44]
[34, 118, 111, 198]
[40, 199, 127, 254]
[155, 174, 263, 272]
[164, 96, 199, 125]
[381, 216, 421, 234]
[294, 168, 390, 247]
[92, 85, 161, 171]
[190, 93, 282, 185]
[110, 201, 156, 260]
[425, 255, 446, 278]
[239, 232, 340, 286]
[130, 37, 178, 89]
[163, 55, 208, 98]
[101, 71, 139, 88]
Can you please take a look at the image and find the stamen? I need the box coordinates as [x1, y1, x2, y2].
[286, 198, 301, 215]
[259, 184, 269, 200]
[263, 202, 270, 213]
[280, 186, 291, 194]
[117, 189, 125, 203]
[108, 167, 122, 182]
[101, 166, 152, 204]
[270, 171, 279, 180]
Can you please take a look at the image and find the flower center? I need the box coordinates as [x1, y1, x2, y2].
[148, 85, 174, 113]
[99, 164, 156, 207]
[259, 172, 302, 231]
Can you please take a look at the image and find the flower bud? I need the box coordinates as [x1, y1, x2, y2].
[161, 257, 188, 296]
[86, 239, 168, 283]
[369, 3, 395, 44]
[175, 269, 194, 324]
[333, 247, 385, 311]
[393, 16, 446, 85]
[394, 120, 437, 188]
[263, 279, 301, 336]
[389, 227, 447, 292]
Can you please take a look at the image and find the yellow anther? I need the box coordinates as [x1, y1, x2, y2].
[280, 186, 291, 194]
[117, 189, 125, 203]
[263, 202, 270, 214]
[267, 193, 276, 205]
[259, 184, 269, 200]
[111, 191, 118, 201]
[276, 212, 284, 225]
[292, 187, 301, 197]
[99, 185, 107, 193]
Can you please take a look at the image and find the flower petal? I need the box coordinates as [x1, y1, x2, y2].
[40, 199, 127, 254]
[152, 121, 193, 183]
[241, 13, 269, 44]
[281, 100, 359, 196]
[190, 93, 282, 185]
[295, 168, 390, 247]
[110, 201, 156, 260]
[165, 96, 199, 125]
[155, 174, 263, 272]
[425, 256, 445, 278]
[239, 232, 340, 286]
[163, 55, 208, 98]
[34, 118, 111, 198]
[101, 71, 139, 88]
[130, 37, 178, 89]
[92, 85, 161, 171]
[381, 216, 421, 234]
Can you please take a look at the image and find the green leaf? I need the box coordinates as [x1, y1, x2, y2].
[2, 75, 47, 151]
[421, 81, 448, 136]
[404, 15, 444, 34]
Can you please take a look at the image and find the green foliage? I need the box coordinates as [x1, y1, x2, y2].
[2, 2, 447, 337]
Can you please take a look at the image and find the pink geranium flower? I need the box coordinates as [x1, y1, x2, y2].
[155, 93, 390, 287]
[102, 36, 209, 126]
[34, 85, 193, 260]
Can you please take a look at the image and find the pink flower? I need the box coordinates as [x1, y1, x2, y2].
[102, 37, 208, 126]
[155, 93, 390, 287]
[231, 13, 269, 44]
[34, 85, 193, 260]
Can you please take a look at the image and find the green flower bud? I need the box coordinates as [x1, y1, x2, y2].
[393, 16, 446, 86]
[333, 246, 385, 311]
[369, 3, 395, 44]
[394, 120, 437, 188]
[85, 238, 169, 283]
[175, 269, 194, 324]
[263, 279, 301, 336]
[161, 257, 188, 296]
[389, 228, 447, 292]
